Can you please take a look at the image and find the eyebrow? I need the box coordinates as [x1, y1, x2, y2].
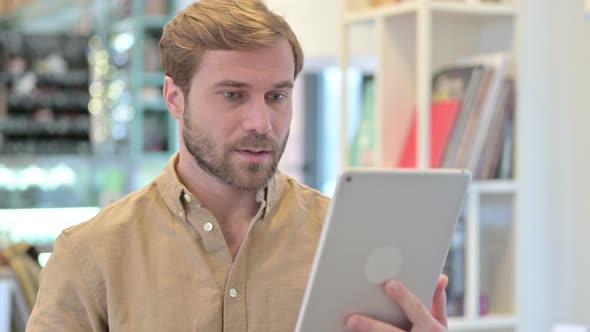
[273, 81, 294, 89]
[213, 80, 294, 89]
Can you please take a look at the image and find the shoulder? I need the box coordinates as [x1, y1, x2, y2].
[60, 181, 161, 251]
[279, 173, 331, 216]
[284, 175, 330, 202]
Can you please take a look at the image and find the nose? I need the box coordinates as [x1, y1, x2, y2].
[243, 96, 272, 135]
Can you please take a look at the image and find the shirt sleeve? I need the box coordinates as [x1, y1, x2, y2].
[26, 232, 107, 332]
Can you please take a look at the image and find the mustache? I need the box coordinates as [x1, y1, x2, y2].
[231, 134, 279, 151]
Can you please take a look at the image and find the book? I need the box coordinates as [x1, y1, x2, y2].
[398, 99, 462, 168]
[449, 66, 494, 169]
[398, 65, 483, 168]
[440, 66, 487, 168]
[455, 53, 512, 171]
[496, 104, 515, 179]
[444, 213, 466, 317]
[476, 78, 515, 179]
[397, 54, 515, 178]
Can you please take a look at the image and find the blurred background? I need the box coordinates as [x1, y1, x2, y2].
[0, 0, 589, 331]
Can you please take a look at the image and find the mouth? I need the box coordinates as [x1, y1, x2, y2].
[236, 148, 272, 163]
[237, 148, 271, 153]
[238, 148, 271, 154]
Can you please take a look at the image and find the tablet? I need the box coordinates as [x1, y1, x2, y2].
[294, 169, 471, 331]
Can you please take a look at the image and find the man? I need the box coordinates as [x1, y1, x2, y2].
[27, 1, 448, 331]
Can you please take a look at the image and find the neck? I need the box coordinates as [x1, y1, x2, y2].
[176, 151, 261, 224]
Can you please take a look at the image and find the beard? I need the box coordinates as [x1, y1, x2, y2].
[182, 109, 289, 192]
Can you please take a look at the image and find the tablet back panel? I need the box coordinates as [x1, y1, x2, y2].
[295, 169, 470, 331]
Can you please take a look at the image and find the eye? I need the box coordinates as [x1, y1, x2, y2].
[222, 91, 242, 100]
[267, 93, 287, 103]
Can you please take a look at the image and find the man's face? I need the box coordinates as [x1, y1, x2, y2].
[181, 40, 295, 192]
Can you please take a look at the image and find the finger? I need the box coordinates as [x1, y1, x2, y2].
[431, 275, 448, 327]
[346, 314, 405, 332]
[384, 279, 432, 327]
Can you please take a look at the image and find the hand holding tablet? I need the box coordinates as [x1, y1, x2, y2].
[295, 169, 470, 331]
[346, 275, 449, 331]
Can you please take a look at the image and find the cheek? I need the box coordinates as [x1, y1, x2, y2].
[190, 107, 239, 137]
[213, 122, 238, 143]
[272, 108, 292, 136]
[213, 118, 243, 146]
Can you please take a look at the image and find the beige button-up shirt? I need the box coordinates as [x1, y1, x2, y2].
[27, 154, 330, 332]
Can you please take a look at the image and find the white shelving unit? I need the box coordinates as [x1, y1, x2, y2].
[340, 0, 520, 331]
[449, 315, 517, 331]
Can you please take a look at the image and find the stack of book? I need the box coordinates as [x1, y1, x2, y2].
[398, 53, 515, 179]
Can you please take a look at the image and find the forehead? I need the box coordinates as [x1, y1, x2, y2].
[193, 39, 296, 85]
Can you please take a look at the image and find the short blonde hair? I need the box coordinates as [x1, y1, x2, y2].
[159, 0, 304, 96]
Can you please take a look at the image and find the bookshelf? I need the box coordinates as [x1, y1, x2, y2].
[0, 33, 91, 155]
[340, 0, 520, 331]
[105, 0, 178, 159]
[0, 0, 178, 212]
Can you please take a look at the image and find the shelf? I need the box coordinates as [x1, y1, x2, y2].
[107, 2, 177, 157]
[0, 207, 101, 245]
[111, 15, 170, 34]
[36, 71, 89, 88]
[0, 71, 88, 88]
[470, 180, 518, 195]
[0, 141, 91, 155]
[111, 18, 134, 34]
[142, 100, 167, 112]
[143, 72, 165, 86]
[432, 2, 518, 17]
[343, 1, 517, 25]
[449, 315, 517, 331]
[144, 15, 170, 30]
[344, 1, 417, 24]
[0, 0, 78, 27]
[341, 0, 521, 328]
[2, 132, 89, 139]
[7, 93, 90, 111]
[140, 151, 175, 160]
[0, 154, 96, 164]
[346, 56, 379, 74]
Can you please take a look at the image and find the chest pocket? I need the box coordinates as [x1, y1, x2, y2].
[267, 287, 305, 332]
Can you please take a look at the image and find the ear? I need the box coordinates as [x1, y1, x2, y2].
[163, 76, 184, 120]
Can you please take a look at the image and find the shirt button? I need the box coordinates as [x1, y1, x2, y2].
[183, 193, 192, 203]
[204, 222, 213, 232]
[229, 288, 238, 298]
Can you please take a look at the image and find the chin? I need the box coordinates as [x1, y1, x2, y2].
[232, 167, 276, 191]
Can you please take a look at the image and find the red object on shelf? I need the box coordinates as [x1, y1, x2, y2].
[398, 99, 462, 168]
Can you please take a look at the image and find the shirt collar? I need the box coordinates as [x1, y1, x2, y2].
[156, 153, 286, 220]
